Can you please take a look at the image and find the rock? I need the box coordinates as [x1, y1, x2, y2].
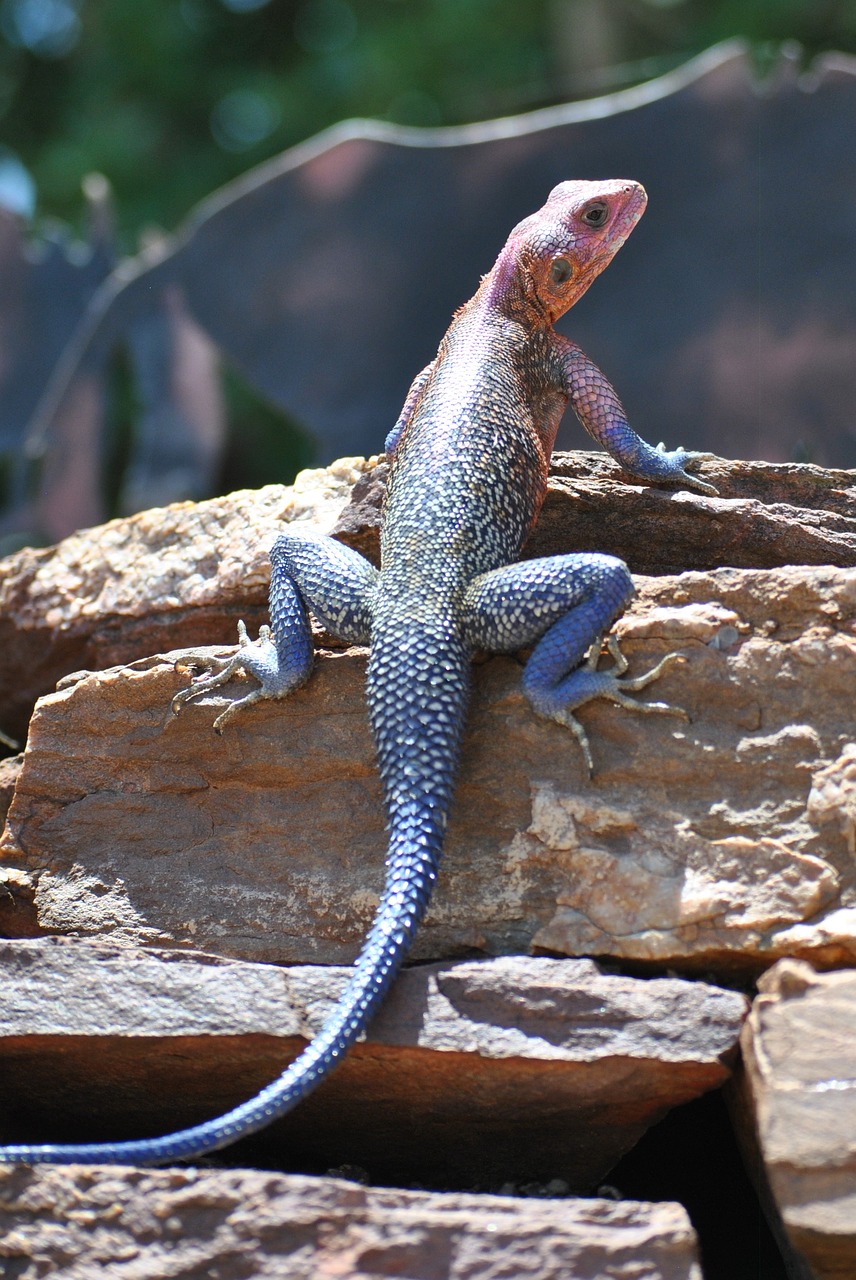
[0, 1165, 702, 1280]
[332, 452, 856, 575]
[730, 959, 856, 1280]
[532, 455, 856, 576]
[1, 452, 853, 740]
[2, 564, 855, 973]
[0, 939, 744, 1188]
[0, 753, 22, 825]
[330, 457, 389, 561]
[0, 458, 374, 739]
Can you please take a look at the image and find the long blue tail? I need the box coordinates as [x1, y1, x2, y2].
[0, 833, 446, 1165]
[0, 627, 470, 1166]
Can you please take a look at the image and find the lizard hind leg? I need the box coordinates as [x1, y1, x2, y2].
[172, 532, 379, 732]
[462, 552, 687, 775]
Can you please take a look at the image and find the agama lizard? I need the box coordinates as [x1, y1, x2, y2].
[0, 179, 713, 1166]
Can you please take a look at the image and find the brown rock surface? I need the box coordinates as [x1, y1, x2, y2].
[2, 564, 854, 973]
[0, 940, 744, 1187]
[0, 1166, 702, 1280]
[0, 455, 847, 1271]
[0, 458, 373, 738]
[335, 453, 856, 575]
[0, 753, 21, 825]
[731, 959, 856, 1280]
[1, 452, 853, 740]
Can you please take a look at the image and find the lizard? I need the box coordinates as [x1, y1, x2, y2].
[0, 178, 714, 1167]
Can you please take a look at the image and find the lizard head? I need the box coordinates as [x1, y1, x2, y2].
[490, 179, 647, 323]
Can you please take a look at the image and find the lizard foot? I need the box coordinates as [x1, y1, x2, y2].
[172, 621, 298, 733]
[654, 444, 719, 496]
[533, 632, 689, 776]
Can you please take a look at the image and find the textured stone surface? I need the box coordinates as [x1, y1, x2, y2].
[0, 1166, 702, 1280]
[533, 455, 856, 576]
[0, 458, 373, 738]
[334, 452, 856, 575]
[1, 452, 852, 741]
[732, 959, 856, 1280]
[2, 564, 855, 973]
[0, 753, 21, 825]
[0, 939, 744, 1186]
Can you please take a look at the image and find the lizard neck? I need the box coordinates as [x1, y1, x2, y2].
[472, 245, 552, 329]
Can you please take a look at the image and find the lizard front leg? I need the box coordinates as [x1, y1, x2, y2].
[462, 552, 687, 774]
[555, 335, 717, 495]
[173, 532, 378, 730]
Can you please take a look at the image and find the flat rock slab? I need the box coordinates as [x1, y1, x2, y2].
[0, 1166, 702, 1280]
[0, 940, 744, 1187]
[0, 452, 852, 740]
[731, 960, 856, 1280]
[2, 564, 855, 975]
[0, 458, 369, 739]
[337, 453, 856, 576]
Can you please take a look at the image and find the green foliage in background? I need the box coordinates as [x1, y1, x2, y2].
[3, 0, 856, 243]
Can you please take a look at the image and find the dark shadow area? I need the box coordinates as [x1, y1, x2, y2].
[200, 1080, 788, 1276]
[607, 1090, 786, 1280]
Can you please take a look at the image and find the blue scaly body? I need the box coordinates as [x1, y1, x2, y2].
[0, 179, 714, 1165]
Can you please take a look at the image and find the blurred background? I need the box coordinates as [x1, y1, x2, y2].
[5, 0, 855, 235]
[1, 0, 856, 546]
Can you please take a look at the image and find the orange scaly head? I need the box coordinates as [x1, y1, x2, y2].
[487, 179, 647, 324]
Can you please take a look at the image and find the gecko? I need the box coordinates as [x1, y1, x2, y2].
[0, 178, 714, 1165]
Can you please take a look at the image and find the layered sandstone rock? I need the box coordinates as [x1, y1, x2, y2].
[1, 562, 854, 973]
[0, 450, 854, 1276]
[0, 940, 744, 1188]
[1, 452, 853, 739]
[0, 457, 374, 739]
[731, 960, 856, 1280]
[0, 1166, 702, 1280]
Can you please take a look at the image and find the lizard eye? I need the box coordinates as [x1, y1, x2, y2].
[550, 257, 573, 285]
[581, 201, 609, 228]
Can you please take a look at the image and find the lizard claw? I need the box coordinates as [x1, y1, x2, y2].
[532, 632, 689, 777]
[595, 635, 690, 717]
[585, 632, 689, 742]
[654, 445, 719, 496]
[171, 621, 297, 732]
